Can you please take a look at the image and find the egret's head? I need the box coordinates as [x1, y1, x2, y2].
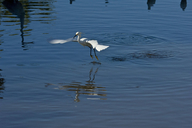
[73, 32, 82, 38]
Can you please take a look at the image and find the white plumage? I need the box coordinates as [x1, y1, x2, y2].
[49, 38, 74, 44]
[49, 32, 109, 60]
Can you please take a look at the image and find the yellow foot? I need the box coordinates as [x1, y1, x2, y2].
[90, 55, 93, 59]
[95, 56, 99, 60]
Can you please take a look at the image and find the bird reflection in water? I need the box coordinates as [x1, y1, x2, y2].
[2, 0, 33, 49]
[45, 63, 106, 102]
[147, 0, 156, 10]
[180, 0, 187, 11]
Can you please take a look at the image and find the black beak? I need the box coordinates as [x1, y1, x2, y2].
[73, 35, 77, 38]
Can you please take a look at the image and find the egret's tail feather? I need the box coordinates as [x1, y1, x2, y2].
[96, 45, 109, 52]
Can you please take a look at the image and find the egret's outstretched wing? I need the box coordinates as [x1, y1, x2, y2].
[87, 40, 109, 52]
[96, 45, 109, 52]
[80, 38, 88, 42]
[49, 38, 74, 44]
[87, 40, 98, 49]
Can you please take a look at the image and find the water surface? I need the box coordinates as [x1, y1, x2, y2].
[0, 0, 192, 128]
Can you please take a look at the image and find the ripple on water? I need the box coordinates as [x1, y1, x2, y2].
[99, 32, 168, 46]
[100, 32, 173, 62]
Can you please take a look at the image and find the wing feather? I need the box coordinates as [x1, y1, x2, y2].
[96, 45, 109, 52]
[86, 40, 98, 48]
[49, 38, 74, 44]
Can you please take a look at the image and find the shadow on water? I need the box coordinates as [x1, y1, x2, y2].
[45, 62, 106, 102]
[111, 50, 173, 62]
[2, 0, 33, 49]
[0, 69, 5, 99]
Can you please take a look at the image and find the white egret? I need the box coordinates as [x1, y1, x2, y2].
[49, 32, 109, 60]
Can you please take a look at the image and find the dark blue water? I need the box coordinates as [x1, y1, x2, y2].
[1, 0, 192, 128]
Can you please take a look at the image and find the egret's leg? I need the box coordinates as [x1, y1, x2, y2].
[90, 47, 93, 59]
[94, 49, 99, 60]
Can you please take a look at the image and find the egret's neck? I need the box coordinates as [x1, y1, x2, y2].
[77, 35, 81, 42]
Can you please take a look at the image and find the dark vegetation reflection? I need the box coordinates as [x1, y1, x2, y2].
[0, 69, 5, 99]
[2, 0, 33, 49]
[1, 0, 55, 49]
[146, 0, 187, 11]
[70, 0, 109, 4]
[69, 0, 75, 4]
[180, 0, 187, 11]
[0, 42, 5, 99]
[147, 0, 156, 10]
[45, 64, 106, 102]
[67, 0, 188, 10]
[69, 0, 187, 10]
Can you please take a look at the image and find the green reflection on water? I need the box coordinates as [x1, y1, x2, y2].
[1, 0, 56, 48]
